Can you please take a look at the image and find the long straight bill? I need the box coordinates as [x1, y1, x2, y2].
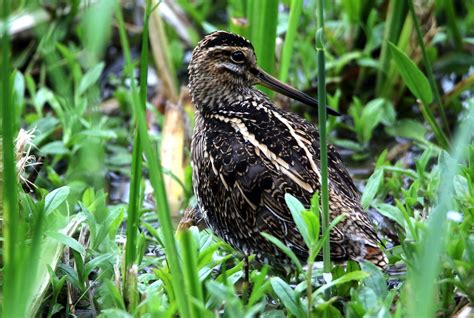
[254, 68, 340, 116]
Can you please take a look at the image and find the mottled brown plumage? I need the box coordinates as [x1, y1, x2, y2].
[184, 31, 387, 268]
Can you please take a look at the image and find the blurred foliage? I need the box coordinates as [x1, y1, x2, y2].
[1, 0, 473, 317]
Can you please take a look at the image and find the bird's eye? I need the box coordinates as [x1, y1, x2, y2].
[230, 51, 245, 63]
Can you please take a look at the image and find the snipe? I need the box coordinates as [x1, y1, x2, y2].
[182, 31, 387, 268]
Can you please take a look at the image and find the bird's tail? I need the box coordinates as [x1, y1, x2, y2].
[363, 246, 407, 277]
[364, 246, 389, 270]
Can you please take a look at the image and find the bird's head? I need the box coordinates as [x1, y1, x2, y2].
[188, 31, 339, 116]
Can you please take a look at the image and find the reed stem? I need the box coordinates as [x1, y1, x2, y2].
[316, 0, 331, 275]
[115, 4, 190, 317]
[1, 1, 23, 315]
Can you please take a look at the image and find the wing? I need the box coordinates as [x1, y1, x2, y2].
[283, 110, 360, 200]
[195, 96, 382, 262]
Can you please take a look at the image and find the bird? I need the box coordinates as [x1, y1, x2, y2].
[182, 30, 387, 269]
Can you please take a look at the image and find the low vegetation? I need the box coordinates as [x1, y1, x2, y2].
[1, 0, 473, 317]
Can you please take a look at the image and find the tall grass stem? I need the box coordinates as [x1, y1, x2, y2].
[408, 105, 474, 318]
[1, 2, 23, 315]
[249, 0, 278, 96]
[279, 0, 303, 83]
[443, 0, 463, 51]
[316, 0, 331, 275]
[123, 0, 153, 306]
[179, 230, 204, 318]
[376, 1, 406, 94]
[0, 0, 22, 317]
[115, 4, 190, 317]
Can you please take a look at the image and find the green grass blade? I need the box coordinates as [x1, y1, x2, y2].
[257, 0, 278, 75]
[123, 0, 154, 305]
[443, 0, 463, 51]
[81, 0, 116, 65]
[313, 271, 369, 297]
[124, 131, 142, 266]
[178, 230, 204, 318]
[261, 232, 304, 273]
[316, 0, 331, 275]
[115, 4, 190, 317]
[375, 0, 407, 94]
[407, 0, 450, 136]
[249, 0, 263, 51]
[408, 105, 474, 318]
[27, 214, 85, 317]
[1, 2, 23, 315]
[279, 0, 303, 83]
[249, 0, 278, 96]
[271, 277, 307, 317]
[388, 41, 449, 149]
[387, 42, 432, 106]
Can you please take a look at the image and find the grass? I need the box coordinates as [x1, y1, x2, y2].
[1, 2, 23, 316]
[279, 0, 303, 83]
[408, 105, 474, 318]
[248, 0, 279, 97]
[1, 0, 474, 317]
[407, 0, 450, 136]
[116, 3, 190, 317]
[316, 0, 331, 276]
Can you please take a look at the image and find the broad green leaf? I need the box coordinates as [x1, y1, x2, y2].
[285, 193, 310, 247]
[46, 231, 86, 256]
[44, 186, 70, 215]
[40, 141, 69, 155]
[360, 261, 388, 299]
[33, 87, 54, 114]
[379, 99, 396, 126]
[77, 62, 105, 96]
[285, 193, 306, 214]
[271, 277, 306, 318]
[302, 211, 320, 247]
[260, 310, 286, 318]
[312, 214, 347, 257]
[261, 232, 303, 273]
[388, 41, 433, 105]
[248, 266, 270, 307]
[84, 253, 114, 278]
[50, 304, 64, 316]
[453, 175, 469, 199]
[26, 214, 85, 317]
[361, 169, 384, 209]
[332, 139, 365, 152]
[103, 279, 127, 310]
[57, 263, 81, 291]
[313, 271, 369, 297]
[354, 286, 379, 311]
[32, 116, 60, 145]
[94, 206, 123, 249]
[372, 202, 405, 227]
[385, 119, 427, 142]
[77, 129, 117, 140]
[360, 98, 385, 143]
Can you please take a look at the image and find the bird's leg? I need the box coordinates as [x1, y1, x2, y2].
[242, 255, 252, 303]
